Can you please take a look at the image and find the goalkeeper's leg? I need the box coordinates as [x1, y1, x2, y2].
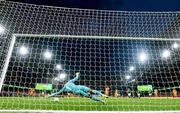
[74, 90, 90, 97]
[48, 90, 63, 97]
[74, 90, 105, 103]
[91, 95, 105, 104]
[92, 90, 108, 98]
[49, 92, 59, 97]
[77, 85, 108, 98]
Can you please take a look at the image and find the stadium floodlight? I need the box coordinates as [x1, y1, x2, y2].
[125, 75, 131, 80]
[162, 49, 170, 58]
[56, 64, 62, 70]
[0, 25, 5, 34]
[44, 51, 52, 59]
[58, 73, 67, 81]
[128, 79, 136, 83]
[129, 66, 135, 71]
[54, 73, 67, 82]
[59, 73, 66, 80]
[138, 52, 148, 63]
[172, 42, 179, 49]
[19, 46, 28, 55]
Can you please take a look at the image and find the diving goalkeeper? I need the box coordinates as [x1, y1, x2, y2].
[49, 72, 107, 103]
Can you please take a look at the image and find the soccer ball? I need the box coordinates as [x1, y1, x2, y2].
[53, 97, 60, 102]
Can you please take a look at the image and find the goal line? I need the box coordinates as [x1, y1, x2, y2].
[0, 110, 180, 113]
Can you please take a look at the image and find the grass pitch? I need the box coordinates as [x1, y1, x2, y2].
[0, 97, 180, 111]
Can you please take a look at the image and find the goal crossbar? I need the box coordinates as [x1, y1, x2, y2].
[13, 34, 180, 41]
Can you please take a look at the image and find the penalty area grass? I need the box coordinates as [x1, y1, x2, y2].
[0, 97, 180, 111]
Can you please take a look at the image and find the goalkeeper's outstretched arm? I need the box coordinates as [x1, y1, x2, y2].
[68, 72, 80, 83]
[49, 87, 65, 97]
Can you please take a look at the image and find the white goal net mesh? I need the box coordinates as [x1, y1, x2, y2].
[0, 1, 180, 111]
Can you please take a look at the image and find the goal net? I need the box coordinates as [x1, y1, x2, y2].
[0, 1, 180, 112]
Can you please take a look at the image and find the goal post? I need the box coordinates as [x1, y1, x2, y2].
[0, 35, 16, 92]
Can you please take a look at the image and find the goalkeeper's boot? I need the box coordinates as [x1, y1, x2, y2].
[102, 100, 107, 105]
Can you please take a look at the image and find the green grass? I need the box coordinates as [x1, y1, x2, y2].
[0, 97, 180, 111]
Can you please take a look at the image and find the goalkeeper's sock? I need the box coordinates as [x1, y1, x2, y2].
[102, 94, 109, 98]
[92, 90, 104, 96]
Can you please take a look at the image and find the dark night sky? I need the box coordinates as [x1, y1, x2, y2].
[10, 0, 180, 11]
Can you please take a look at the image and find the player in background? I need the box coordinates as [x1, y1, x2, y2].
[49, 72, 108, 104]
[172, 88, 177, 98]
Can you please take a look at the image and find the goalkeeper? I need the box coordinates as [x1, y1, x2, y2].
[49, 72, 107, 103]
